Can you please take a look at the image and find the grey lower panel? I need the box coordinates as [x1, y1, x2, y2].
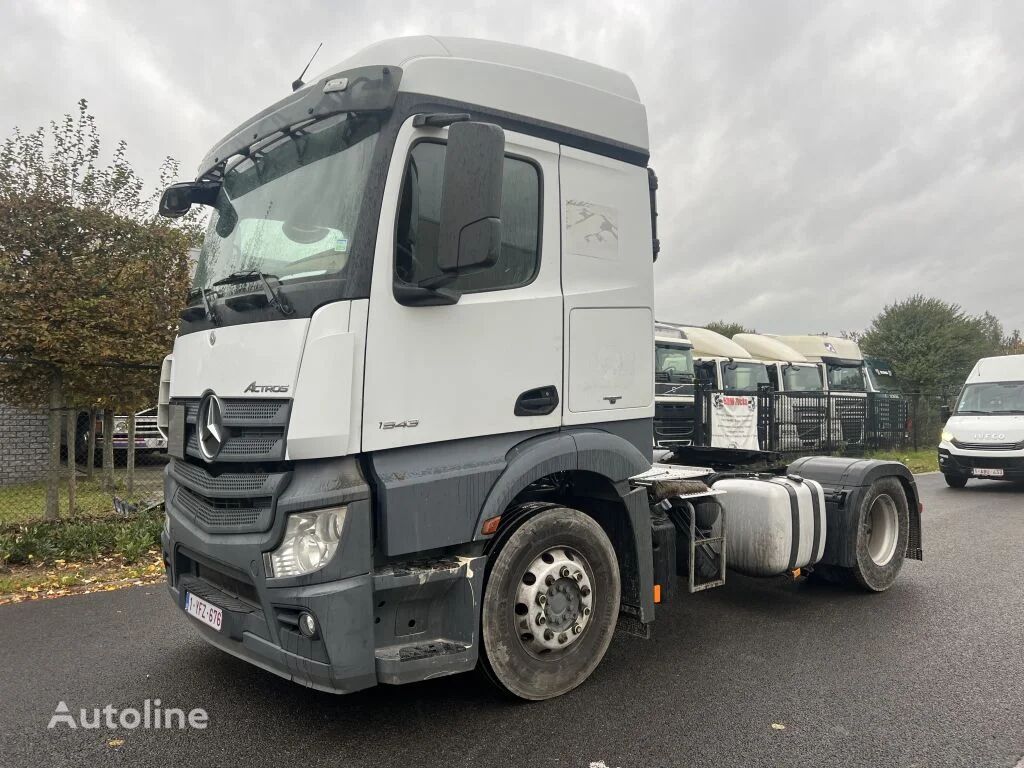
[369, 420, 653, 558]
[368, 430, 553, 556]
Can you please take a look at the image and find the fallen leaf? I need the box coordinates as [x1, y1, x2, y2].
[107, 738, 124, 748]
[771, 723, 786, 730]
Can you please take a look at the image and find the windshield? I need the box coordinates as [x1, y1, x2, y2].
[827, 364, 866, 391]
[956, 381, 1024, 414]
[655, 343, 695, 396]
[782, 364, 824, 392]
[192, 113, 381, 293]
[722, 361, 770, 391]
[865, 359, 900, 392]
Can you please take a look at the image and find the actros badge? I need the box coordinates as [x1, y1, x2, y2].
[244, 381, 290, 394]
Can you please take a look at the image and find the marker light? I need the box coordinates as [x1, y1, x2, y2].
[266, 507, 346, 578]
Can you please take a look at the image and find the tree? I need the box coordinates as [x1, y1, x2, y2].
[704, 320, 755, 338]
[859, 295, 1005, 396]
[0, 100, 199, 518]
[1003, 328, 1024, 355]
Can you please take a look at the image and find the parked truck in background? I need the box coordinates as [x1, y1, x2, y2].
[155, 36, 922, 701]
[653, 322, 696, 448]
[733, 333, 834, 450]
[939, 353, 1024, 487]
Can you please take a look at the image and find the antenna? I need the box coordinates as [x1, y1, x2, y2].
[292, 42, 323, 92]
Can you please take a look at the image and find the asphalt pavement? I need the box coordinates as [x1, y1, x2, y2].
[1, 473, 1022, 768]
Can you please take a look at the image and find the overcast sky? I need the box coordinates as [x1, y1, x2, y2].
[2, 0, 1021, 334]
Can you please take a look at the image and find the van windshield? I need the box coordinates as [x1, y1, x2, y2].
[782, 364, 823, 392]
[956, 381, 1024, 414]
[722, 361, 770, 391]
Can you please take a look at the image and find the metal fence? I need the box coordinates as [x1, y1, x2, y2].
[693, 384, 933, 457]
[0, 405, 165, 523]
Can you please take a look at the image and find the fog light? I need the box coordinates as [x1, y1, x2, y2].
[298, 612, 318, 638]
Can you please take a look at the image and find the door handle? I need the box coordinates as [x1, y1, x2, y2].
[515, 386, 559, 417]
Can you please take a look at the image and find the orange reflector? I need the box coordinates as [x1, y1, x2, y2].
[789, 568, 801, 579]
[481, 515, 501, 536]
[653, 584, 662, 603]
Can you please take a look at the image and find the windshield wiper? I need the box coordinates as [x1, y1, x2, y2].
[181, 287, 221, 325]
[213, 270, 294, 316]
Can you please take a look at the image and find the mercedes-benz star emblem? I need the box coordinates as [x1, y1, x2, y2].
[196, 393, 225, 462]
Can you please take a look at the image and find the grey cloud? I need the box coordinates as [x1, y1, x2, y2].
[1, 0, 1020, 334]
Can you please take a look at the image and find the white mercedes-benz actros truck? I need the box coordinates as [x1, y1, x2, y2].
[156, 36, 922, 701]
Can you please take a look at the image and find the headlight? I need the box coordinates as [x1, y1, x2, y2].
[941, 430, 954, 443]
[114, 418, 129, 433]
[265, 507, 346, 578]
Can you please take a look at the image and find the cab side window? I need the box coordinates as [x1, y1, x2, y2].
[395, 141, 541, 293]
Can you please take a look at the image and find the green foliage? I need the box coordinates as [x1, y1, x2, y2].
[0, 508, 163, 568]
[705, 320, 755, 338]
[0, 99, 200, 411]
[859, 295, 1006, 396]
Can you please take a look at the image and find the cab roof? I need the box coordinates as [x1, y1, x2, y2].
[733, 333, 808, 363]
[683, 327, 755, 360]
[315, 36, 648, 153]
[768, 334, 863, 363]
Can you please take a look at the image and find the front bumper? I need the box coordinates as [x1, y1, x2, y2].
[938, 445, 1024, 480]
[162, 456, 378, 694]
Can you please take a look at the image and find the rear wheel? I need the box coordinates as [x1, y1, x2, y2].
[943, 472, 968, 488]
[851, 478, 910, 591]
[480, 506, 620, 700]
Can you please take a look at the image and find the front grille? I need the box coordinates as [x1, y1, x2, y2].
[173, 396, 290, 463]
[172, 461, 275, 494]
[655, 402, 696, 443]
[175, 486, 274, 533]
[952, 439, 1024, 451]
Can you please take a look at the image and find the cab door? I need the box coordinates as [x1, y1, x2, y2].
[361, 121, 563, 451]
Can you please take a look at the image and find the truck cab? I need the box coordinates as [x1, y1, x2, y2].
[733, 333, 832, 450]
[939, 354, 1024, 487]
[653, 322, 696, 448]
[156, 36, 922, 703]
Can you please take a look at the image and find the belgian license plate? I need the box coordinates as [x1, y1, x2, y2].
[185, 592, 223, 631]
[973, 468, 1004, 478]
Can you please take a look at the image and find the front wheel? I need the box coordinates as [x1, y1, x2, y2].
[943, 472, 968, 488]
[480, 505, 620, 700]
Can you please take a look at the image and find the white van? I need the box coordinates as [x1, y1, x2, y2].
[938, 354, 1024, 487]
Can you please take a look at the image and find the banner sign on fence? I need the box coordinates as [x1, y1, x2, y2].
[710, 393, 759, 450]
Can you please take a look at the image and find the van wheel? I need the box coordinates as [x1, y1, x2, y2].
[480, 506, 620, 700]
[943, 473, 968, 488]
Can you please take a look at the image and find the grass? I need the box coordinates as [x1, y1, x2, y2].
[0, 472, 162, 524]
[867, 448, 938, 474]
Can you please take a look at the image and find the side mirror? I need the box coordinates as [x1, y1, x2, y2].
[159, 181, 220, 219]
[939, 404, 952, 422]
[437, 121, 504, 274]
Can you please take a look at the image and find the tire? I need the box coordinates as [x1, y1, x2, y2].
[944, 472, 968, 489]
[850, 478, 910, 592]
[479, 505, 620, 701]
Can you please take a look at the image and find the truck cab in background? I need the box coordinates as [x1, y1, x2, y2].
[939, 354, 1024, 487]
[653, 322, 696, 448]
[733, 333, 834, 450]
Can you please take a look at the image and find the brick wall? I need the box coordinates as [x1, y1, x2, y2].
[0, 402, 50, 486]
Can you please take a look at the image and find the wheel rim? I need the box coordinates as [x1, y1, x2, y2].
[865, 494, 898, 566]
[513, 546, 594, 656]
